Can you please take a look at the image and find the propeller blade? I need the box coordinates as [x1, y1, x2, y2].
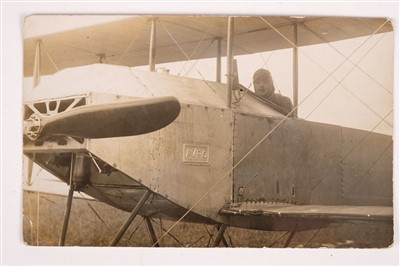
[25, 96, 180, 140]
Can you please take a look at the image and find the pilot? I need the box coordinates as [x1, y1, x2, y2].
[253, 68, 294, 116]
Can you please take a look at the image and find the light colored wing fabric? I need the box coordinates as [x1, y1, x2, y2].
[24, 16, 392, 76]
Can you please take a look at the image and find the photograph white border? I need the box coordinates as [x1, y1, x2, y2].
[2, 1, 399, 265]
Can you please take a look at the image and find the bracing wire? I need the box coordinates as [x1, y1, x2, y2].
[152, 18, 392, 247]
[40, 40, 60, 72]
[184, 38, 215, 77]
[348, 140, 393, 191]
[116, 21, 146, 65]
[78, 192, 112, 232]
[268, 231, 290, 247]
[178, 21, 216, 76]
[343, 84, 392, 127]
[253, 26, 292, 93]
[159, 19, 216, 76]
[150, 218, 183, 247]
[128, 217, 145, 240]
[301, 23, 393, 96]
[310, 110, 393, 192]
[301, 31, 392, 127]
[159, 21, 191, 62]
[304, 228, 322, 248]
[259, 17, 391, 123]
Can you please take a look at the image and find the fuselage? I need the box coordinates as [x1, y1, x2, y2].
[23, 64, 393, 230]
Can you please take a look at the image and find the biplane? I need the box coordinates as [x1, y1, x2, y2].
[23, 15, 394, 247]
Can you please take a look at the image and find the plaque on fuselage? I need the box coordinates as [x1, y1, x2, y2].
[182, 144, 210, 165]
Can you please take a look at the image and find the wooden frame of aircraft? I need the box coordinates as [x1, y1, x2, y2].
[23, 15, 394, 247]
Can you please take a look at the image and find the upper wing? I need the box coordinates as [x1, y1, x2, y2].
[24, 15, 393, 76]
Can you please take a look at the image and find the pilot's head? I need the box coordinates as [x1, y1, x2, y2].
[253, 68, 275, 99]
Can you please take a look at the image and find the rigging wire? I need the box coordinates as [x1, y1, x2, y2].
[188, 235, 205, 247]
[268, 231, 290, 247]
[303, 227, 322, 248]
[116, 21, 146, 65]
[159, 21, 217, 94]
[159, 21, 192, 63]
[183, 38, 215, 77]
[128, 217, 145, 240]
[152, 105, 298, 246]
[300, 31, 392, 128]
[348, 140, 393, 191]
[310, 110, 393, 192]
[177, 21, 217, 76]
[150, 218, 184, 247]
[301, 23, 393, 96]
[203, 224, 215, 247]
[40, 40, 60, 72]
[128, 70, 155, 96]
[152, 18, 392, 246]
[252, 26, 292, 93]
[258, 17, 391, 124]
[78, 192, 112, 232]
[343, 84, 392, 127]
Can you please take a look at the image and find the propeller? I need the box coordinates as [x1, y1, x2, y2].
[24, 96, 181, 140]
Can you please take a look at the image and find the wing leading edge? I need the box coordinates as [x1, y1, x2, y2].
[220, 202, 393, 222]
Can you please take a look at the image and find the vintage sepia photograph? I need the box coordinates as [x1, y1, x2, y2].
[21, 14, 395, 251]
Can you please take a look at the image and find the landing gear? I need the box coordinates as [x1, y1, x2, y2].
[145, 217, 160, 247]
[58, 188, 74, 246]
[110, 190, 152, 246]
[213, 224, 228, 247]
[284, 231, 296, 248]
[58, 153, 91, 246]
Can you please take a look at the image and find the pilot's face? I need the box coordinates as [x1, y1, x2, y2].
[254, 75, 274, 98]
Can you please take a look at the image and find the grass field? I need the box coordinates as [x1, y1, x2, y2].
[22, 191, 393, 248]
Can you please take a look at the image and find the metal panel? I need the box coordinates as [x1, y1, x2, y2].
[232, 112, 393, 207]
[89, 104, 233, 222]
[341, 127, 393, 206]
[233, 112, 343, 205]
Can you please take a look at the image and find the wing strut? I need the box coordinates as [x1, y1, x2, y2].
[292, 20, 299, 117]
[149, 17, 157, 71]
[110, 190, 152, 246]
[216, 37, 222, 82]
[33, 40, 42, 87]
[226, 16, 234, 108]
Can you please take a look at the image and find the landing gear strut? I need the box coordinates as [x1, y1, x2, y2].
[110, 189, 152, 246]
[213, 224, 228, 247]
[284, 231, 296, 248]
[58, 153, 90, 246]
[58, 188, 74, 246]
[145, 217, 160, 247]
